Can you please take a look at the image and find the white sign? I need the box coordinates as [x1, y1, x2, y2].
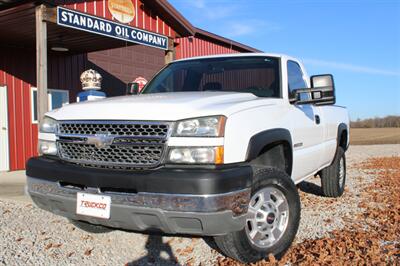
[76, 192, 111, 219]
[57, 7, 168, 50]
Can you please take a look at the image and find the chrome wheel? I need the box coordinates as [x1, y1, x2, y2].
[338, 156, 345, 188]
[245, 187, 289, 249]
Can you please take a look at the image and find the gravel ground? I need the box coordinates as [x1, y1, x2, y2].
[1, 144, 399, 265]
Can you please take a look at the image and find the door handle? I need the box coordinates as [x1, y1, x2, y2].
[1, 127, 6, 130]
[315, 115, 320, 125]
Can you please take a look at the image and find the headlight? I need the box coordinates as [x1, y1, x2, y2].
[168, 146, 224, 164]
[38, 140, 57, 155]
[173, 116, 226, 137]
[39, 117, 58, 133]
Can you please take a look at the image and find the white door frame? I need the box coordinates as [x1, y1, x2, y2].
[0, 85, 9, 171]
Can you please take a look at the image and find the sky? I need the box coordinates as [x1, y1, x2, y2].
[169, 0, 400, 120]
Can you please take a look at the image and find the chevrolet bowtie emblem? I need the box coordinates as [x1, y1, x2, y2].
[86, 133, 114, 149]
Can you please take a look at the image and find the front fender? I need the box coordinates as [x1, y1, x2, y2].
[245, 128, 292, 161]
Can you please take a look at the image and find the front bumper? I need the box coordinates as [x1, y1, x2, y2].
[26, 157, 252, 236]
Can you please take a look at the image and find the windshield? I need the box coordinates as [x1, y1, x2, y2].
[142, 56, 281, 97]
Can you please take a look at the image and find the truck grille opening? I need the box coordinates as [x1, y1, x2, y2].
[58, 121, 169, 138]
[56, 121, 169, 169]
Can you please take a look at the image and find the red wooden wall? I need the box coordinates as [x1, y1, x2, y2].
[175, 36, 240, 60]
[64, 0, 176, 38]
[0, 48, 37, 170]
[0, 0, 178, 171]
[0, 47, 87, 170]
[0, 1, 256, 171]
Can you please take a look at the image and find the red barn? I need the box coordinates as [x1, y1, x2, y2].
[0, 0, 260, 171]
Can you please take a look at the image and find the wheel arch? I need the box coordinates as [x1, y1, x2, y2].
[337, 123, 349, 152]
[245, 128, 293, 176]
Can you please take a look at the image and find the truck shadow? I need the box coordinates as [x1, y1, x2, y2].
[126, 234, 182, 266]
[298, 180, 324, 196]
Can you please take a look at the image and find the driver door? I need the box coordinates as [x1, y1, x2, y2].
[287, 61, 324, 181]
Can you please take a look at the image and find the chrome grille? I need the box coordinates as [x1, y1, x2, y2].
[58, 142, 164, 167]
[58, 122, 169, 137]
[56, 121, 169, 169]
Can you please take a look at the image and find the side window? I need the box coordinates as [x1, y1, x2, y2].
[287, 61, 307, 96]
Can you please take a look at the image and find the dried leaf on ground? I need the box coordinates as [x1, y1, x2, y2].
[44, 243, 63, 250]
[84, 248, 94, 256]
[217, 156, 400, 266]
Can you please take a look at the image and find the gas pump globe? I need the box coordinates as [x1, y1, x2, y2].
[77, 69, 106, 102]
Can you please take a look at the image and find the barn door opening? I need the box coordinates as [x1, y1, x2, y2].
[0, 85, 9, 171]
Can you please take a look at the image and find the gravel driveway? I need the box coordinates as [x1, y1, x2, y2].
[1, 145, 399, 265]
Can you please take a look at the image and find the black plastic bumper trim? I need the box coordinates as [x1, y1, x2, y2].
[26, 157, 252, 195]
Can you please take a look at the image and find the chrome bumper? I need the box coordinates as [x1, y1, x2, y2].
[27, 176, 251, 236]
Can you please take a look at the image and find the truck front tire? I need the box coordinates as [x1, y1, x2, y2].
[213, 167, 300, 263]
[320, 147, 346, 198]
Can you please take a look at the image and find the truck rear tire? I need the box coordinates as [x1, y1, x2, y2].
[69, 219, 112, 234]
[213, 167, 300, 263]
[320, 147, 346, 198]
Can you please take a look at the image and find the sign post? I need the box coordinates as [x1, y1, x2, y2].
[36, 5, 48, 123]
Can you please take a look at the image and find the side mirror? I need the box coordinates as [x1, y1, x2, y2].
[292, 74, 336, 105]
[127, 82, 139, 95]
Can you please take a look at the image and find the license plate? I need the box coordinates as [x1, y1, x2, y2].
[76, 192, 111, 219]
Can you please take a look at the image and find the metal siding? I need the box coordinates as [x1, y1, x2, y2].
[105, 0, 113, 20]
[144, 5, 151, 32]
[7, 74, 17, 170]
[76, 2, 85, 13]
[0, 55, 37, 171]
[192, 38, 196, 57]
[0, 47, 89, 170]
[188, 38, 191, 57]
[87, 1, 95, 14]
[189, 38, 193, 57]
[157, 16, 165, 35]
[175, 38, 181, 59]
[137, 1, 144, 29]
[6, 72, 28, 169]
[134, 0, 138, 27]
[195, 38, 199, 57]
[95, 0, 103, 18]
[149, 9, 154, 32]
[63, 0, 176, 37]
[175, 35, 244, 60]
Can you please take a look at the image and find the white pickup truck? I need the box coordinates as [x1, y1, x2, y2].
[27, 53, 349, 263]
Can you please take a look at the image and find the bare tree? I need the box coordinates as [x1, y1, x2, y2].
[350, 116, 400, 128]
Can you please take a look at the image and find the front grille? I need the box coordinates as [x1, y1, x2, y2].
[56, 121, 169, 169]
[58, 122, 169, 138]
[58, 142, 164, 167]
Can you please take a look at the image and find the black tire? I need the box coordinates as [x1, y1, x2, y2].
[213, 167, 301, 263]
[320, 147, 346, 198]
[69, 219, 112, 234]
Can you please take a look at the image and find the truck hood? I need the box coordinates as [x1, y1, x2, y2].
[47, 91, 272, 121]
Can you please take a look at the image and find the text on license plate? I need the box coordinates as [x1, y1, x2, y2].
[76, 192, 111, 219]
